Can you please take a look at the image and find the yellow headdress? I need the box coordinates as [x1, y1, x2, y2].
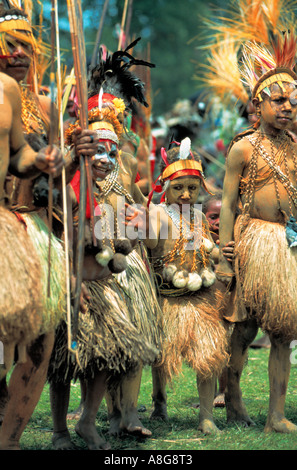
[201, 0, 297, 107]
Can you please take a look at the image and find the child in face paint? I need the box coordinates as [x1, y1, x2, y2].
[125, 138, 232, 433]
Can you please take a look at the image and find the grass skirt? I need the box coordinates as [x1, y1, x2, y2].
[49, 275, 159, 383]
[0, 207, 43, 346]
[234, 215, 297, 342]
[115, 246, 162, 352]
[21, 212, 66, 334]
[158, 283, 231, 382]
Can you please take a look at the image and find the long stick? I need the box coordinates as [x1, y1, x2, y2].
[67, 0, 89, 341]
[90, 0, 109, 68]
[118, 0, 129, 50]
[124, 0, 133, 42]
[47, 0, 56, 297]
[54, 0, 72, 351]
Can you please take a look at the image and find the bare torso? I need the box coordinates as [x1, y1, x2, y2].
[240, 133, 297, 222]
[0, 74, 14, 206]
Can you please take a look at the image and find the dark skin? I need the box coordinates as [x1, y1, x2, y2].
[217, 81, 297, 433]
[0, 71, 64, 450]
[51, 142, 119, 450]
[0, 29, 97, 449]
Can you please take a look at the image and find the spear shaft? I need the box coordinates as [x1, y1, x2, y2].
[54, 0, 72, 351]
[90, 0, 109, 68]
[47, 0, 56, 297]
[66, 0, 92, 341]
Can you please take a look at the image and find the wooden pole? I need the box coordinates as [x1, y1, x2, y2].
[90, 0, 109, 68]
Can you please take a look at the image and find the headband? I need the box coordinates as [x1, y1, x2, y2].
[87, 93, 126, 115]
[147, 138, 211, 206]
[162, 159, 204, 181]
[254, 71, 297, 101]
[88, 121, 119, 145]
[0, 15, 37, 52]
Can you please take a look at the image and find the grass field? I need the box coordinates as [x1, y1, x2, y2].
[18, 337, 297, 451]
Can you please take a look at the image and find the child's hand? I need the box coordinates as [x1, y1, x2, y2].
[218, 240, 235, 262]
[121, 203, 148, 238]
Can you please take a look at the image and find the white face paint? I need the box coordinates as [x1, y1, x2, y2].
[92, 141, 118, 181]
[94, 142, 118, 166]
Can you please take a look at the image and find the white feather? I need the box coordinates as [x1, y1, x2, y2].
[179, 137, 191, 160]
[98, 87, 103, 111]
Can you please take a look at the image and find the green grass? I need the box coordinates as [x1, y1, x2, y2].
[19, 342, 297, 451]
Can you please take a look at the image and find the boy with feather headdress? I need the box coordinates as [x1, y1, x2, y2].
[216, 26, 297, 432]
[0, 1, 94, 449]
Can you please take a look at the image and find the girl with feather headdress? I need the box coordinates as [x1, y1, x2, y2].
[125, 137, 232, 433]
[49, 38, 162, 449]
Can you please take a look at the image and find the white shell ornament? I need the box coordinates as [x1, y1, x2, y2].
[200, 268, 216, 287]
[95, 246, 114, 266]
[186, 272, 202, 291]
[202, 237, 214, 253]
[162, 264, 178, 283]
[172, 270, 189, 288]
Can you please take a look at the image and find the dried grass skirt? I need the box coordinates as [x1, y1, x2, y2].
[234, 215, 297, 341]
[158, 283, 231, 382]
[0, 207, 43, 346]
[115, 246, 163, 352]
[21, 212, 66, 333]
[49, 275, 159, 383]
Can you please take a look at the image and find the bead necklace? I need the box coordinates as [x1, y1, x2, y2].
[20, 86, 48, 136]
[152, 203, 208, 272]
[98, 162, 135, 205]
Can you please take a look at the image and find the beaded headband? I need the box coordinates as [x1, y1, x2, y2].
[88, 121, 119, 145]
[0, 14, 37, 55]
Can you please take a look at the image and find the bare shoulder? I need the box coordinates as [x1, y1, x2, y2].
[120, 150, 138, 174]
[226, 135, 253, 170]
[0, 73, 20, 101]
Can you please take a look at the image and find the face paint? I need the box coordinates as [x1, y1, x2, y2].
[92, 140, 119, 181]
[94, 141, 118, 166]
[290, 83, 297, 106]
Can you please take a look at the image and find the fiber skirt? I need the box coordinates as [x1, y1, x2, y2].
[49, 275, 159, 383]
[157, 283, 231, 382]
[21, 212, 66, 334]
[115, 245, 163, 353]
[234, 215, 297, 341]
[0, 207, 43, 346]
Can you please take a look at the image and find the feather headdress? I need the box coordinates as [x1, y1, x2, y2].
[66, 38, 155, 146]
[199, 35, 249, 106]
[240, 33, 297, 101]
[201, 0, 297, 106]
[87, 37, 155, 109]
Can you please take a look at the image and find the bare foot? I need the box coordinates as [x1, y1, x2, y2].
[75, 421, 111, 450]
[226, 395, 255, 426]
[213, 393, 225, 408]
[0, 440, 21, 450]
[264, 412, 297, 434]
[150, 401, 168, 421]
[198, 418, 221, 435]
[52, 430, 78, 450]
[110, 408, 152, 437]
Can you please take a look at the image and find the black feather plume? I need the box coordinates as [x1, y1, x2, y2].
[87, 38, 155, 108]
